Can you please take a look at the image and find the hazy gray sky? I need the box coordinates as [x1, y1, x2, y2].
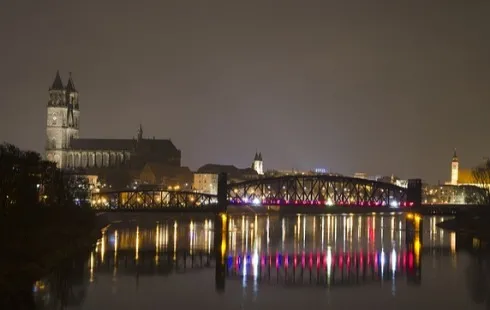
[1, 0, 489, 182]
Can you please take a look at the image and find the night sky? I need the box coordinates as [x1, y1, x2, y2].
[1, 0, 489, 183]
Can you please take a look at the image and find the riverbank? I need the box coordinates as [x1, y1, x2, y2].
[437, 210, 490, 241]
[0, 206, 101, 309]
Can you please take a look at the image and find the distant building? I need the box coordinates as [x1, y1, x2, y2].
[252, 152, 264, 175]
[446, 150, 480, 186]
[313, 168, 328, 174]
[266, 169, 342, 177]
[139, 163, 193, 189]
[266, 169, 311, 176]
[374, 175, 408, 188]
[422, 184, 483, 204]
[353, 172, 368, 179]
[193, 173, 219, 195]
[196, 164, 258, 183]
[45, 71, 181, 170]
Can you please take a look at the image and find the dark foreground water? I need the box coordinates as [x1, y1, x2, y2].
[34, 213, 490, 309]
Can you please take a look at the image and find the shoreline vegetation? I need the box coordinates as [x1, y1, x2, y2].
[0, 143, 100, 309]
[438, 210, 490, 240]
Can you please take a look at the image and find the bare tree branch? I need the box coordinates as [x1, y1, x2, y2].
[471, 159, 490, 205]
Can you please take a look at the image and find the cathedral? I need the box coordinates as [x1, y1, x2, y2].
[45, 71, 181, 171]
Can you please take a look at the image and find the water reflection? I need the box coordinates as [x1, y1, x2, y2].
[31, 213, 490, 309]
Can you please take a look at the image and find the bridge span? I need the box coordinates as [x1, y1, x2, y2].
[91, 175, 411, 211]
[90, 175, 480, 214]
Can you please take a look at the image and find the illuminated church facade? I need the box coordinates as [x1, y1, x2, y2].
[448, 150, 478, 186]
[45, 71, 181, 170]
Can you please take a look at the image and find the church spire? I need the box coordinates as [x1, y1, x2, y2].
[452, 148, 458, 162]
[252, 150, 264, 175]
[50, 70, 64, 90]
[137, 123, 144, 141]
[65, 72, 77, 92]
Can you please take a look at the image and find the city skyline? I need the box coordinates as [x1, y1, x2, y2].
[1, 0, 489, 183]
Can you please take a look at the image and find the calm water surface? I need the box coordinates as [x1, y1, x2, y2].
[35, 214, 490, 309]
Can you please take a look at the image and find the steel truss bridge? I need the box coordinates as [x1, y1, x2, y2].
[91, 190, 218, 211]
[228, 175, 408, 207]
[91, 175, 409, 211]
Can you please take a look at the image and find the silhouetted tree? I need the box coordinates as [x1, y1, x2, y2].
[64, 170, 91, 207]
[472, 159, 490, 205]
[0, 143, 96, 310]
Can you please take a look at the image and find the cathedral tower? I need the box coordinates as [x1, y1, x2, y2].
[451, 149, 459, 185]
[45, 71, 80, 168]
[252, 152, 264, 175]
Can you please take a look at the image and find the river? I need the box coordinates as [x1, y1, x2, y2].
[33, 213, 490, 309]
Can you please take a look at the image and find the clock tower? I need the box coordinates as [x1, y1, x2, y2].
[451, 149, 459, 185]
[45, 71, 80, 168]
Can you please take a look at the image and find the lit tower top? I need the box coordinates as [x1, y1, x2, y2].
[451, 148, 459, 185]
[252, 151, 264, 175]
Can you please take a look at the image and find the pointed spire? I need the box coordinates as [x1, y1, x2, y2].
[254, 152, 259, 161]
[50, 70, 64, 90]
[137, 123, 143, 141]
[258, 152, 262, 161]
[452, 148, 458, 161]
[65, 72, 77, 92]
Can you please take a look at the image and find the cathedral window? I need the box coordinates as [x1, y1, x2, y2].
[50, 138, 56, 149]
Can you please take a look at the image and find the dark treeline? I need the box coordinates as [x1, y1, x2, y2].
[0, 143, 98, 309]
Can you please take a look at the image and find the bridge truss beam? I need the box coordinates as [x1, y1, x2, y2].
[91, 190, 218, 211]
[227, 175, 408, 207]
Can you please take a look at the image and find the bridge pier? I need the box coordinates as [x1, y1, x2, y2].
[214, 172, 228, 292]
[214, 213, 228, 292]
[217, 173, 227, 214]
[407, 179, 422, 209]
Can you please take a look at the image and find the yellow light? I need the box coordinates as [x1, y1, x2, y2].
[89, 252, 94, 282]
[101, 233, 105, 263]
[221, 238, 227, 259]
[450, 232, 456, 253]
[414, 236, 421, 266]
[414, 238, 421, 257]
[406, 213, 414, 220]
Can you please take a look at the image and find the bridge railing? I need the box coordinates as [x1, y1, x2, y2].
[88, 176, 434, 210]
[91, 189, 218, 210]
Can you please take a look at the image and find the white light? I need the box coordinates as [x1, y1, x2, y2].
[252, 197, 261, 206]
[252, 252, 259, 268]
[242, 197, 249, 203]
[380, 250, 385, 278]
[390, 200, 398, 208]
[391, 249, 397, 273]
[326, 198, 334, 206]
